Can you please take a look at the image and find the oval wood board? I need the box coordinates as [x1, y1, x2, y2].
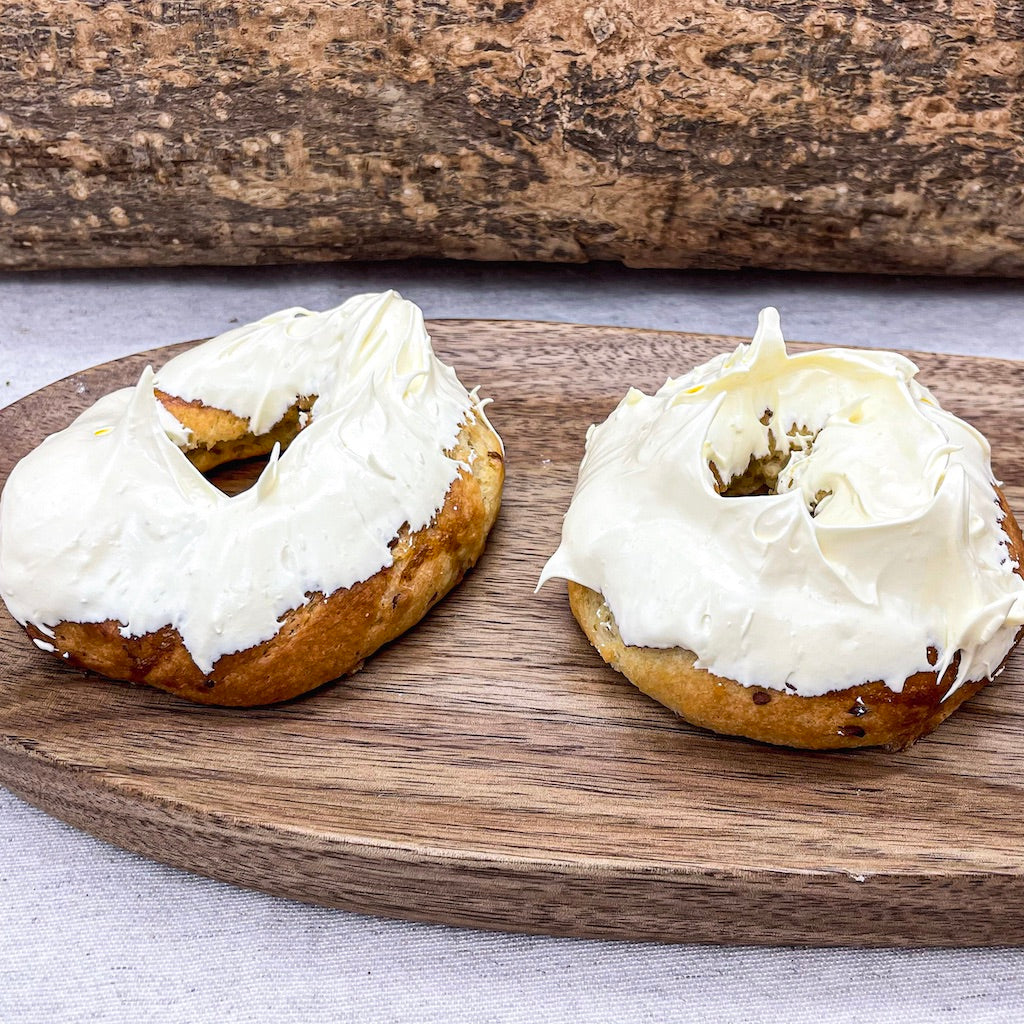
[2, 320, 1024, 949]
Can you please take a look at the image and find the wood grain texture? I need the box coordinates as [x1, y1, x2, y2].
[1, 2, 1023, 275]
[3, 319, 1024, 947]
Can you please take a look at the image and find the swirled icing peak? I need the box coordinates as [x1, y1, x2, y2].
[540, 308, 1024, 697]
[0, 291, 482, 672]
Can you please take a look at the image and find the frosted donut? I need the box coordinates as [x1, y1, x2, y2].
[0, 291, 504, 706]
[540, 308, 1024, 750]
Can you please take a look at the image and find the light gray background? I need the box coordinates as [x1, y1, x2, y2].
[2, 260, 1024, 1022]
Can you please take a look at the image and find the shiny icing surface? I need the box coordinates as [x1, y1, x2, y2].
[0, 291, 480, 672]
[540, 308, 1024, 697]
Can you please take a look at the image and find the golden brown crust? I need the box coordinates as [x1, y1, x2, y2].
[32, 400, 504, 706]
[567, 489, 1024, 751]
[154, 390, 316, 472]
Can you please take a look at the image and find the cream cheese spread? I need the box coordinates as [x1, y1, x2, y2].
[540, 308, 1024, 697]
[0, 291, 479, 673]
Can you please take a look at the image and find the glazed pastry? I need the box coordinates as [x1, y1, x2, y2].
[0, 291, 504, 705]
[540, 308, 1024, 749]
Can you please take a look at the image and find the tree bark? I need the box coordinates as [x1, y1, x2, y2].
[1, 0, 1022, 274]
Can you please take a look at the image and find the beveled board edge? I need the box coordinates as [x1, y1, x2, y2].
[3, 744, 1020, 948]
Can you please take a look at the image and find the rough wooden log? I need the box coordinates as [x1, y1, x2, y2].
[1, 1, 1022, 274]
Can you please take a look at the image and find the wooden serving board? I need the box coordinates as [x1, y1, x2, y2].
[3, 320, 1024, 948]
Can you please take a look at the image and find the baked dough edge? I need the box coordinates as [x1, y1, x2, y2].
[567, 488, 1024, 751]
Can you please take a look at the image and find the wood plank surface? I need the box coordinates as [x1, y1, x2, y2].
[2, 320, 1024, 947]
[2, 2, 1023, 275]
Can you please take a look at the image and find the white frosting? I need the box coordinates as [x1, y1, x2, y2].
[540, 308, 1024, 697]
[0, 291, 483, 673]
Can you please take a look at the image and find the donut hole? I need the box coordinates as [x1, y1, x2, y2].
[711, 424, 807, 498]
[203, 453, 278, 497]
[174, 398, 315, 496]
[711, 415, 831, 514]
[712, 448, 789, 498]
